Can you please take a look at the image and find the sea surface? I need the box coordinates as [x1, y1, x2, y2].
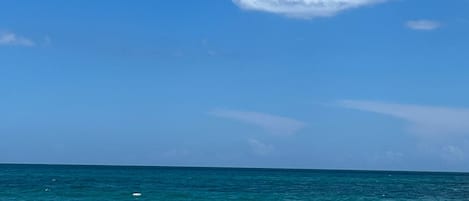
[1, 164, 468, 201]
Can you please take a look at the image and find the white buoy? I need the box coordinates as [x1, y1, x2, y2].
[132, 192, 142, 197]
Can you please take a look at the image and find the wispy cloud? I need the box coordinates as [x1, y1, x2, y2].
[210, 109, 306, 135]
[441, 145, 465, 162]
[0, 31, 35, 47]
[232, 0, 387, 19]
[406, 20, 441, 31]
[248, 138, 274, 155]
[43, 35, 52, 46]
[338, 100, 469, 136]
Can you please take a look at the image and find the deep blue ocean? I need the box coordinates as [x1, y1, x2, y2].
[1, 164, 468, 201]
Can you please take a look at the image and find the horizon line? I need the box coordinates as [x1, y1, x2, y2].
[1, 163, 468, 175]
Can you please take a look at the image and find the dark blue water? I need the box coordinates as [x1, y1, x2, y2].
[1, 164, 468, 200]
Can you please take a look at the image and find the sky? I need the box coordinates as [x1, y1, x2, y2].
[1, 0, 469, 172]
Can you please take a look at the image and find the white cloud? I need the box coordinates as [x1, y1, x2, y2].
[232, 0, 387, 19]
[210, 109, 306, 135]
[338, 100, 469, 136]
[406, 20, 441, 31]
[248, 138, 274, 155]
[0, 31, 35, 47]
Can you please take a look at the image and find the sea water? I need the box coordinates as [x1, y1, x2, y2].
[1, 164, 468, 200]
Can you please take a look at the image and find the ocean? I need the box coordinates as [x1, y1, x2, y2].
[0, 164, 468, 200]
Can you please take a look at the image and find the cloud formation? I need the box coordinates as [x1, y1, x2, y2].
[248, 138, 274, 155]
[210, 109, 306, 135]
[0, 31, 35, 47]
[441, 145, 465, 162]
[406, 20, 441, 31]
[232, 0, 386, 19]
[338, 100, 469, 136]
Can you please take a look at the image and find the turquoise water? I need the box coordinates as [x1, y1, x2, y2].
[1, 164, 468, 200]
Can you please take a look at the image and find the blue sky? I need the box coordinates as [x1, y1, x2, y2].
[1, 0, 469, 171]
